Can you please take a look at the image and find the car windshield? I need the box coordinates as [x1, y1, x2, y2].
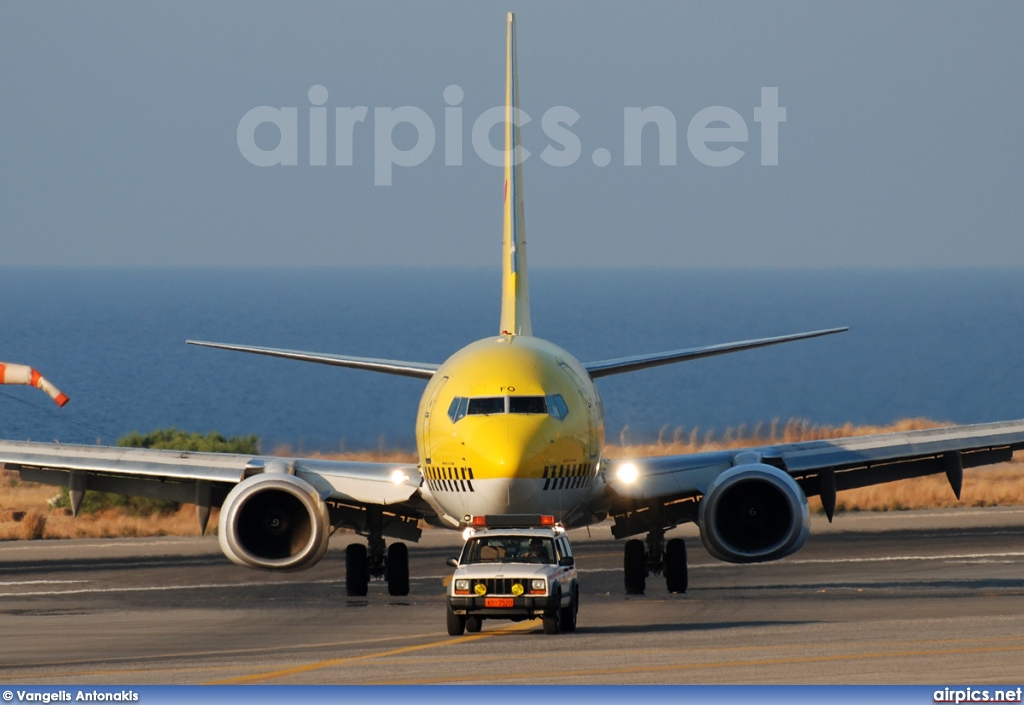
[462, 536, 555, 565]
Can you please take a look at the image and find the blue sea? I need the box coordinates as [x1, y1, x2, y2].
[1, 267, 1023, 453]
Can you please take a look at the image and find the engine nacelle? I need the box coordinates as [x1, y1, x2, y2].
[218, 473, 330, 571]
[698, 463, 810, 563]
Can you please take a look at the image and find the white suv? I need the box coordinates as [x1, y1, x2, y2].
[446, 525, 579, 635]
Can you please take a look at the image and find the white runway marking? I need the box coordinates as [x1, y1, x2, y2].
[779, 551, 1024, 566]
[0, 578, 346, 598]
[576, 550, 1024, 573]
[0, 538, 207, 553]
[0, 579, 89, 586]
[6, 551, 1018, 595]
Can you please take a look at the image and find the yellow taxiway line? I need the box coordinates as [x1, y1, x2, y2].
[207, 620, 538, 684]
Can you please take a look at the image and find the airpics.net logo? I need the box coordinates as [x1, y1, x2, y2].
[236, 85, 786, 185]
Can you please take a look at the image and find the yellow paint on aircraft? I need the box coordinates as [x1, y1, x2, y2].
[416, 336, 604, 483]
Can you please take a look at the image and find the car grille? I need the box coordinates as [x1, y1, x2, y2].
[472, 578, 533, 595]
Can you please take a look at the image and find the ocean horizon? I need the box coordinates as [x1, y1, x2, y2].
[2, 266, 1023, 453]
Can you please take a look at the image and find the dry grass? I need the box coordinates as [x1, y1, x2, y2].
[2, 418, 1022, 540]
[281, 446, 418, 464]
[609, 417, 949, 456]
[806, 466, 1024, 513]
[28, 506, 214, 540]
[609, 417, 1024, 514]
[0, 469, 216, 541]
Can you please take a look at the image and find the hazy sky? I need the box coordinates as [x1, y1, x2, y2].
[2, 2, 1022, 268]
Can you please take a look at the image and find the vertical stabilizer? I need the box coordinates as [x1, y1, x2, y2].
[499, 12, 532, 337]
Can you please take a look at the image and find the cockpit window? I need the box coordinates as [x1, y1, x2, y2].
[447, 394, 570, 423]
[508, 396, 546, 414]
[447, 396, 468, 423]
[467, 397, 505, 415]
[546, 394, 569, 420]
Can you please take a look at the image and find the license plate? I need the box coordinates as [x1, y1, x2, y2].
[485, 597, 514, 608]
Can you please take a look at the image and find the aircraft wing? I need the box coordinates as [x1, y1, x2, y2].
[600, 418, 1024, 535]
[187, 340, 440, 380]
[0, 439, 427, 530]
[583, 327, 848, 379]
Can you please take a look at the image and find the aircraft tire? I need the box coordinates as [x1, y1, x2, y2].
[345, 543, 369, 597]
[465, 616, 482, 633]
[386, 542, 410, 596]
[665, 538, 688, 593]
[624, 539, 646, 595]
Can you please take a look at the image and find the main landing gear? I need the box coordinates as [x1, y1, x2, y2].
[623, 528, 687, 595]
[344, 514, 410, 597]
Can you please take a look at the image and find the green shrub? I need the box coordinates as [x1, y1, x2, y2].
[116, 428, 259, 454]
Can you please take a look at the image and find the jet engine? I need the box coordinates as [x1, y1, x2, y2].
[697, 463, 810, 563]
[218, 473, 330, 571]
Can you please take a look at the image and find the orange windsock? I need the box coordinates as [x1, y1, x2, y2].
[0, 362, 70, 407]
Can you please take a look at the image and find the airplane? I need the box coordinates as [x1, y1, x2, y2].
[3, 13, 1024, 601]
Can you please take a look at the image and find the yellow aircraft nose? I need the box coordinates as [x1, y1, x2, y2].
[467, 414, 552, 478]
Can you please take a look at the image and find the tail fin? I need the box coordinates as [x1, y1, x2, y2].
[499, 12, 532, 337]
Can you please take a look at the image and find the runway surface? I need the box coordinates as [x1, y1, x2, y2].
[1, 507, 1022, 685]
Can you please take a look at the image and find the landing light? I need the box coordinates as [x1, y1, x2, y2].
[461, 527, 476, 541]
[616, 463, 639, 484]
[390, 469, 408, 485]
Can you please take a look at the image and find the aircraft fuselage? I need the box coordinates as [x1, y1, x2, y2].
[416, 335, 605, 526]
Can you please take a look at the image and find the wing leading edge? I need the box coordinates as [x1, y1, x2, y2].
[0, 439, 427, 535]
[186, 340, 439, 380]
[600, 418, 1024, 537]
[584, 327, 848, 379]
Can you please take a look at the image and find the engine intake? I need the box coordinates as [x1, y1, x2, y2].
[218, 473, 330, 571]
[698, 463, 809, 563]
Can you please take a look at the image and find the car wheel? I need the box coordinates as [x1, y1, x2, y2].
[446, 607, 466, 636]
[542, 591, 562, 634]
[559, 587, 578, 633]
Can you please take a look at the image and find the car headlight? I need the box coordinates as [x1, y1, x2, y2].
[454, 579, 470, 593]
[530, 579, 546, 593]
